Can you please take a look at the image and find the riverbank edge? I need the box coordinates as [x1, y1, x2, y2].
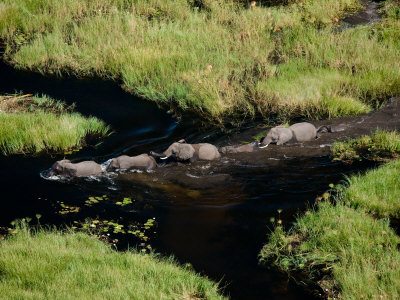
[0, 226, 227, 299]
[259, 132, 400, 299]
[0, 93, 110, 155]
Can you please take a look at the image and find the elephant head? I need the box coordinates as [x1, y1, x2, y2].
[259, 127, 292, 148]
[161, 141, 196, 161]
[47, 160, 72, 177]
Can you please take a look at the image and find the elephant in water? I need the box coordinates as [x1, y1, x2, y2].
[219, 142, 257, 154]
[47, 160, 102, 177]
[107, 154, 157, 172]
[153, 139, 220, 162]
[259, 122, 318, 148]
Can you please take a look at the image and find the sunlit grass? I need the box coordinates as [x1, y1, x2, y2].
[0, 0, 399, 124]
[342, 160, 400, 218]
[260, 202, 400, 299]
[0, 93, 109, 154]
[0, 228, 226, 299]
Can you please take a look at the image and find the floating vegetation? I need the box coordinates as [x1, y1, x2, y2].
[84, 195, 108, 206]
[71, 217, 157, 251]
[57, 201, 80, 215]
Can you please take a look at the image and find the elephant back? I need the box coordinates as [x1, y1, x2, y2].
[197, 143, 221, 160]
[289, 122, 317, 142]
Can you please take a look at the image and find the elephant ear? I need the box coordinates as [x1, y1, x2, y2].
[177, 144, 195, 160]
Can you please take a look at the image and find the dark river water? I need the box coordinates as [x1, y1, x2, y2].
[0, 62, 377, 299]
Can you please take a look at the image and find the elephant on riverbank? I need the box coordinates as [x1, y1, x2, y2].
[47, 160, 102, 177]
[152, 139, 220, 162]
[107, 154, 157, 172]
[219, 142, 257, 154]
[260, 122, 318, 147]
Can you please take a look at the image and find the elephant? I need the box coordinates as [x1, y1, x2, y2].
[107, 154, 157, 172]
[47, 160, 103, 177]
[219, 142, 257, 154]
[259, 122, 318, 147]
[153, 139, 221, 162]
[316, 123, 347, 134]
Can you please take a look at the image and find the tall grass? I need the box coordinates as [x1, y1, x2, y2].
[0, 228, 226, 299]
[0, 93, 109, 154]
[0, 112, 109, 154]
[1, 0, 398, 124]
[260, 202, 400, 299]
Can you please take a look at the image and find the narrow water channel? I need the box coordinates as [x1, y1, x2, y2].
[0, 61, 379, 299]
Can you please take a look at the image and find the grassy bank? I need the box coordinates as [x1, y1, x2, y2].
[0, 0, 399, 124]
[261, 131, 400, 298]
[342, 160, 400, 218]
[332, 129, 400, 161]
[260, 202, 400, 299]
[0, 94, 109, 154]
[0, 228, 225, 299]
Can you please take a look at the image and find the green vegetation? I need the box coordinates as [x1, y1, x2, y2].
[0, 94, 109, 154]
[0, 228, 225, 299]
[0, 0, 399, 124]
[343, 160, 400, 218]
[331, 129, 400, 161]
[260, 202, 400, 299]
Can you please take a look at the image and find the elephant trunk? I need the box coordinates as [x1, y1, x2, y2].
[47, 169, 56, 177]
[259, 137, 271, 149]
[150, 151, 167, 159]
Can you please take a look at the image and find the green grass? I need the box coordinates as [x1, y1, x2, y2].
[331, 129, 400, 161]
[260, 202, 400, 299]
[0, 228, 226, 300]
[0, 94, 109, 154]
[342, 160, 400, 218]
[0, 0, 399, 124]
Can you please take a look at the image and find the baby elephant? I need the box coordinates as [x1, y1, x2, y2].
[107, 154, 157, 172]
[156, 139, 220, 162]
[219, 142, 257, 154]
[260, 122, 317, 147]
[47, 160, 103, 177]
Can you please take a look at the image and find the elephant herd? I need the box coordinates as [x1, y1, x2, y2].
[45, 122, 343, 178]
